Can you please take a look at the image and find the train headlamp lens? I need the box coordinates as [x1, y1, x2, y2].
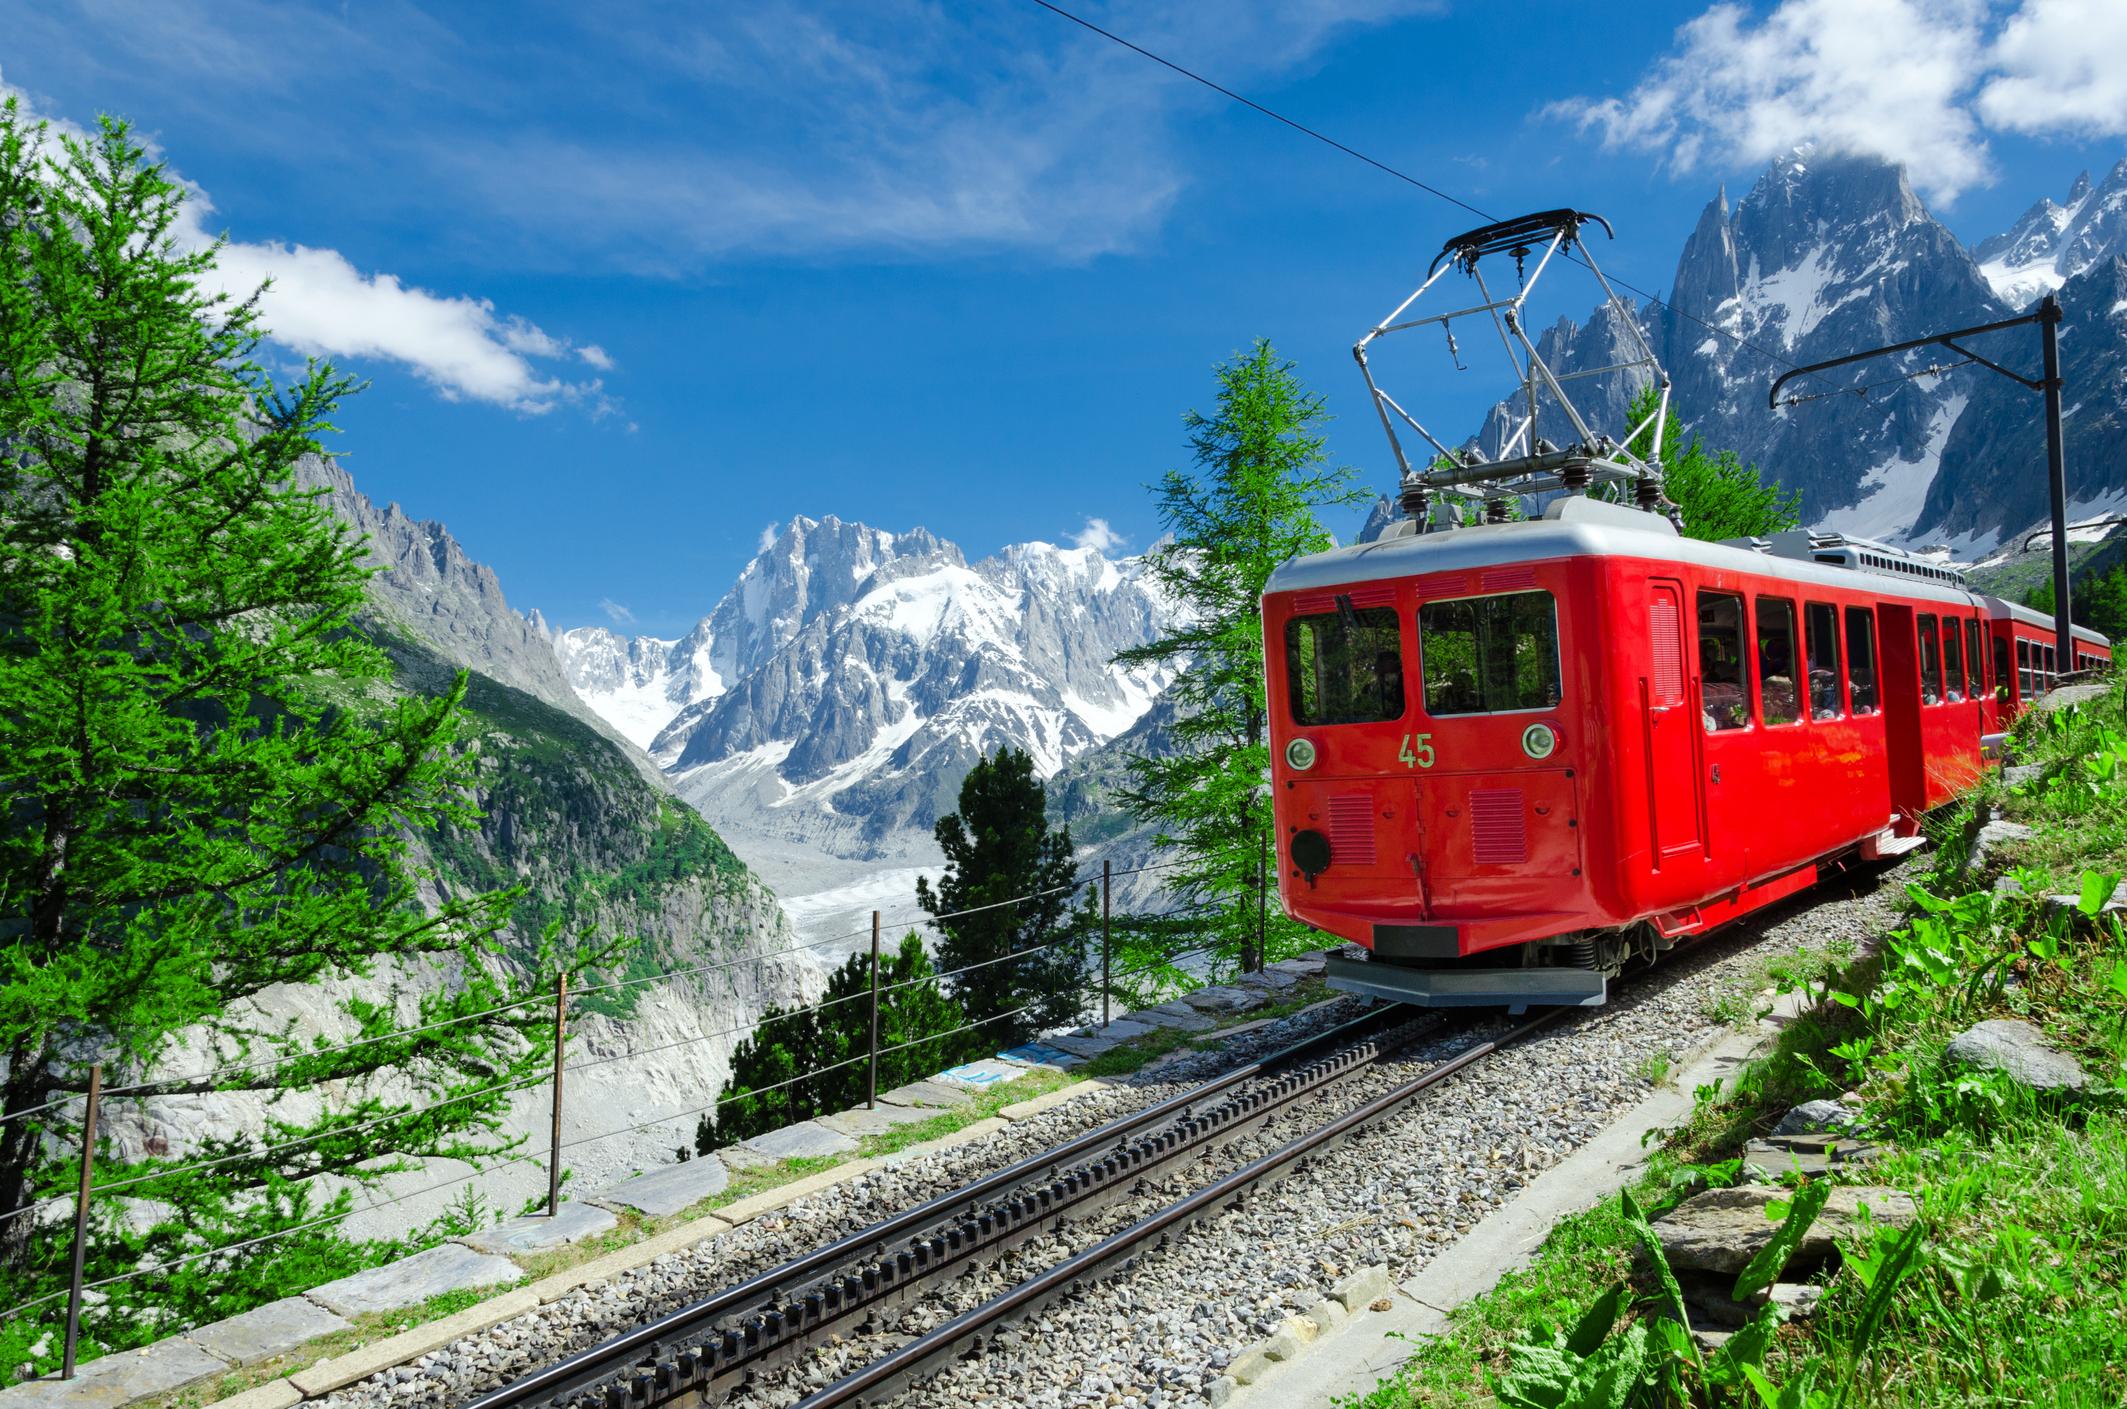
[1285, 738, 1317, 771]
[1521, 723, 1558, 760]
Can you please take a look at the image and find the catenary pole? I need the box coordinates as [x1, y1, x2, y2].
[2041, 294, 2072, 666]
[547, 973, 566, 1217]
[1101, 860, 1112, 1027]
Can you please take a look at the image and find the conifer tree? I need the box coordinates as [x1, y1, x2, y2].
[1115, 341, 1365, 973]
[702, 935, 960, 1146]
[0, 105, 560, 1369]
[916, 748, 1089, 1047]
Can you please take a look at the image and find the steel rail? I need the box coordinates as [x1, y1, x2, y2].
[792, 1009, 1563, 1409]
[463, 1003, 1410, 1409]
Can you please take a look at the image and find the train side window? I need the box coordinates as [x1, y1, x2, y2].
[2044, 644, 2057, 687]
[1966, 620, 1987, 698]
[1942, 621, 1965, 702]
[2018, 639, 2033, 696]
[1993, 636, 2011, 703]
[1417, 591, 1561, 716]
[1845, 607, 1879, 715]
[1697, 591, 1748, 732]
[1755, 596, 1801, 725]
[1918, 614, 1943, 704]
[1284, 606, 1405, 725]
[1804, 601, 1841, 720]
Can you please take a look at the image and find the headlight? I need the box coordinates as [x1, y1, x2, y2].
[1521, 722, 1558, 760]
[1285, 737, 1317, 771]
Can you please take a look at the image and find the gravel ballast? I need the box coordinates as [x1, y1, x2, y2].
[315, 862, 1912, 1409]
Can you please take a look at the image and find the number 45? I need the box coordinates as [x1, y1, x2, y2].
[1398, 733, 1435, 769]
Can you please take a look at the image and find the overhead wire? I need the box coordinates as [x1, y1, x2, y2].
[1021, 0, 1817, 386]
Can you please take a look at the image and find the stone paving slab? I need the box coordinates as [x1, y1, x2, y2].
[0, 1339, 230, 1409]
[1269, 953, 1328, 977]
[215, 1381, 301, 1409]
[1042, 1032, 1121, 1058]
[817, 1102, 945, 1138]
[305, 1242, 523, 1318]
[997, 1041, 1084, 1069]
[1091, 1018, 1157, 1040]
[876, 1078, 975, 1109]
[740, 1119, 859, 1161]
[1183, 985, 1267, 1015]
[1127, 1003, 1215, 1032]
[590, 1153, 733, 1217]
[459, 1200, 617, 1257]
[184, 1294, 350, 1367]
[1237, 969, 1300, 990]
[933, 1058, 1025, 1090]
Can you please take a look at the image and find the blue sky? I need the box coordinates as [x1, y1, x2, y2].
[6, 0, 2125, 636]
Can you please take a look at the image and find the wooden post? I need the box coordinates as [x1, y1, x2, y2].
[1101, 859, 1112, 1027]
[61, 1064, 102, 1380]
[867, 911, 882, 1110]
[547, 972, 566, 1217]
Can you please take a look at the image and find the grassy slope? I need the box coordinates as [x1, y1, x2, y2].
[1349, 681, 2127, 1409]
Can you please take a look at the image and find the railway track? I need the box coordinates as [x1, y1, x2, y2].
[463, 1006, 1555, 1409]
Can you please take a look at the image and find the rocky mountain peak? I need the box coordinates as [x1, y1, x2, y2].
[1973, 157, 2127, 309]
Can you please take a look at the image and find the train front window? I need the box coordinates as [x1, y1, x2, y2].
[1698, 591, 1748, 732]
[1755, 596, 1801, 725]
[1805, 602, 1841, 720]
[1943, 622, 1966, 702]
[1845, 607, 1879, 715]
[1285, 606, 1405, 725]
[1918, 615, 1943, 704]
[1418, 590, 1561, 716]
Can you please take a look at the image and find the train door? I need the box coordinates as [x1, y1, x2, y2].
[1644, 580, 1704, 863]
[1877, 603, 1926, 828]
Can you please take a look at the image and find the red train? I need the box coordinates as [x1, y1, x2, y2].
[1264, 496, 2111, 1009]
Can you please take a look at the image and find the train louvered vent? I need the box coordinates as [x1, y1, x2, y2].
[1650, 598, 1683, 704]
[1468, 789, 1529, 864]
[1326, 794, 1377, 867]
[1409, 571, 1469, 598]
[1480, 566, 1538, 592]
[1292, 585, 1397, 613]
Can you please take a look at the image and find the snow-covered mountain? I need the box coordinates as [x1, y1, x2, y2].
[1973, 161, 2127, 309]
[1428, 148, 2127, 558]
[555, 516, 1177, 864]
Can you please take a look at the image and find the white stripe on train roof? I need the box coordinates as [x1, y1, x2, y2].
[1264, 513, 2123, 643]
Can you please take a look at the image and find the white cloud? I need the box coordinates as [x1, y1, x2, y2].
[598, 598, 636, 625]
[757, 523, 780, 553]
[1553, 0, 1991, 203]
[1, 72, 611, 414]
[1978, 0, 2127, 136]
[1554, 0, 2127, 207]
[576, 343, 616, 371]
[1069, 517, 1124, 554]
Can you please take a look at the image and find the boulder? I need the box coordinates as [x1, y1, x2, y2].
[1969, 820, 2035, 871]
[2001, 763, 2044, 789]
[2043, 881, 2127, 926]
[1943, 1018, 2088, 1091]
[2031, 683, 2111, 714]
[1770, 1100, 1862, 1138]
[1652, 1184, 1917, 1276]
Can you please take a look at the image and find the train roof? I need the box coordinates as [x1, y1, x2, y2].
[1989, 595, 2110, 648]
[1268, 495, 2084, 625]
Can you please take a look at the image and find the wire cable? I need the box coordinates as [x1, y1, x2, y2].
[1021, 0, 1809, 381]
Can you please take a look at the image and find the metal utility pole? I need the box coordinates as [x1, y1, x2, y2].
[867, 910, 881, 1111]
[1769, 293, 2075, 666]
[547, 973, 566, 1217]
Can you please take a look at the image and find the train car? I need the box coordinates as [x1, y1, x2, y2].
[1991, 598, 2112, 721]
[1262, 496, 2111, 1010]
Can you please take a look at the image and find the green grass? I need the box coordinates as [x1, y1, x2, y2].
[1349, 677, 2127, 1409]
